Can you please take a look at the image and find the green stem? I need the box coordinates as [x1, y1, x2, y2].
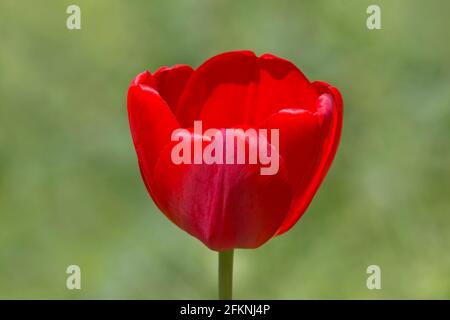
[218, 249, 234, 300]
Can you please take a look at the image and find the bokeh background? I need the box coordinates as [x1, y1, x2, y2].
[1, 0, 449, 299]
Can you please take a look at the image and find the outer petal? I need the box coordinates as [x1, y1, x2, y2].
[127, 71, 180, 199]
[265, 83, 343, 235]
[176, 50, 318, 129]
[151, 130, 292, 251]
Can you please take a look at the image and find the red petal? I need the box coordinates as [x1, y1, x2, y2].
[176, 50, 317, 128]
[127, 71, 180, 199]
[152, 130, 292, 251]
[151, 65, 193, 113]
[267, 83, 343, 235]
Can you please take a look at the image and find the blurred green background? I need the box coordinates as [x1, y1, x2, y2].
[0, 0, 449, 299]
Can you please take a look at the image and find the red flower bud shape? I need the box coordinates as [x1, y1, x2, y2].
[127, 50, 343, 251]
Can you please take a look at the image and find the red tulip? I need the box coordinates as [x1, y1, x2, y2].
[127, 50, 343, 252]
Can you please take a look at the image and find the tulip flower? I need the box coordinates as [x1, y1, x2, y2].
[127, 50, 343, 299]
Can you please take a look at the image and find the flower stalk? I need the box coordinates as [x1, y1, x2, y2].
[218, 249, 234, 300]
